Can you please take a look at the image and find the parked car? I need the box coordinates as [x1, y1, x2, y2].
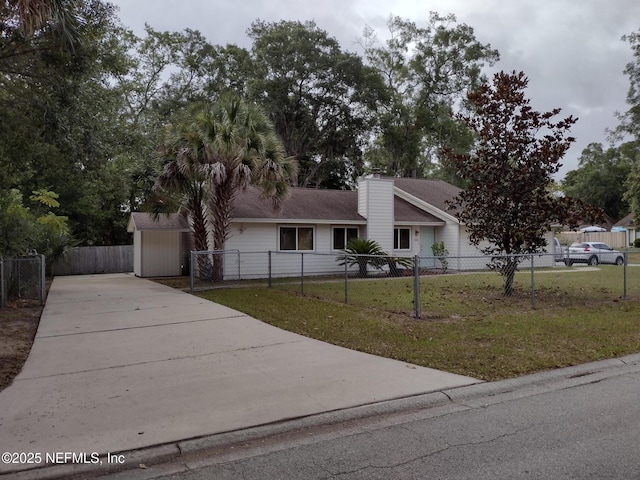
[565, 242, 624, 266]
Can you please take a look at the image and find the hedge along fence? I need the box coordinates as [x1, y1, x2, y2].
[50, 245, 133, 276]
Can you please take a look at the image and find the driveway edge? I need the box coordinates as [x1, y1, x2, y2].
[7, 353, 640, 480]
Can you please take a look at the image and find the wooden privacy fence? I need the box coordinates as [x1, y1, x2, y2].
[51, 245, 133, 276]
[556, 231, 627, 249]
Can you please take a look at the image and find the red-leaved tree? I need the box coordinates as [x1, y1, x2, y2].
[444, 71, 602, 295]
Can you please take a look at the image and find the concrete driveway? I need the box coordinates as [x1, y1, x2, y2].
[0, 274, 479, 475]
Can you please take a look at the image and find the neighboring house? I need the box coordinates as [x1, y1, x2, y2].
[613, 213, 640, 246]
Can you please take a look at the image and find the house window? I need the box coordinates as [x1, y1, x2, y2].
[333, 227, 359, 250]
[394, 228, 411, 250]
[279, 227, 314, 251]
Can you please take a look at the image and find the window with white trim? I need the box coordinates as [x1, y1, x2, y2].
[332, 227, 359, 250]
[394, 228, 411, 250]
[279, 226, 314, 251]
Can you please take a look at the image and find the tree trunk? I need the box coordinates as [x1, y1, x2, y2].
[190, 204, 213, 281]
[209, 180, 235, 283]
[502, 258, 518, 296]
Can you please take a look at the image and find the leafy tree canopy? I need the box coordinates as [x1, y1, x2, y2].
[247, 19, 383, 188]
[362, 12, 499, 181]
[444, 71, 602, 295]
[562, 142, 636, 220]
[613, 29, 640, 141]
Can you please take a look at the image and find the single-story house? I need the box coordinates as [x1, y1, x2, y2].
[613, 213, 640, 246]
[221, 175, 556, 278]
[130, 175, 558, 279]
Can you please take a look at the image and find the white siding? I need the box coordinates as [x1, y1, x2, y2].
[451, 228, 558, 270]
[133, 230, 142, 277]
[363, 177, 394, 251]
[224, 222, 361, 280]
[140, 231, 181, 277]
[357, 180, 368, 218]
[225, 223, 275, 279]
[536, 231, 556, 268]
[438, 224, 460, 254]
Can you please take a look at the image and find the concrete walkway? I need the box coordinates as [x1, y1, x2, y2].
[0, 274, 479, 475]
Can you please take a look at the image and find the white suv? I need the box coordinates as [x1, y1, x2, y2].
[565, 242, 624, 266]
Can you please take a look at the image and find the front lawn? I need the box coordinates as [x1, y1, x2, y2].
[190, 267, 640, 381]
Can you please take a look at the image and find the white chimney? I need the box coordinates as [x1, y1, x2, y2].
[357, 176, 394, 252]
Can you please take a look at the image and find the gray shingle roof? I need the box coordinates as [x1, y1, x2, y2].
[128, 212, 190, 232]
[231, 180, 454, 223]
[394, 197, 445, 223]
[393, 178, 461, 213]
[231, 186, 364, 221]
[613, 212, 635, 228]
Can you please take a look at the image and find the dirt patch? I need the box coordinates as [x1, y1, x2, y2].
[0, 295, 45, 392]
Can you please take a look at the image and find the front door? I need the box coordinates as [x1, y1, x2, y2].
[420, 227, 435, 268]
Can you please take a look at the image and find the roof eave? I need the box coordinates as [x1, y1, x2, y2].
[231, 218, 367, 225]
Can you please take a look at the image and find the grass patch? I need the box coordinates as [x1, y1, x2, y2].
[197, 287, 640, 381]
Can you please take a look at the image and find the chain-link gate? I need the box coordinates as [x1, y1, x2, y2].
[0, 254, 46, 307]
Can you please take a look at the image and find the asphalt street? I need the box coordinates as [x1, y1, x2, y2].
[97, 356, 640, 480]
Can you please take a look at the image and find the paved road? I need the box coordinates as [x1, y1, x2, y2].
[97, 355, 640, 480]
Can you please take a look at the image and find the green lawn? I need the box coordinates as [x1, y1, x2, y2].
[271, 265, 636, 316]
[184, 266, 640, 382]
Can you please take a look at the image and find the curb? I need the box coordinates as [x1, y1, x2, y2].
[5, 353, 640, 479]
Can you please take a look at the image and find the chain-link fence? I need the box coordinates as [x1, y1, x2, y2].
[189, 250, 638, 318]
[0, 255, 46, 307]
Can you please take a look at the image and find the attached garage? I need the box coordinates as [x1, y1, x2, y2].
[127, 213, 191, 277]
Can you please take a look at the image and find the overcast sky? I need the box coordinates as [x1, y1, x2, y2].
[110, 0, 640, 179]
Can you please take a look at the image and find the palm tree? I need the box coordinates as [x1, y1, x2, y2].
[155, 96, 296, 282]
[155, 116, 213, 279]
[2, 0, 80, 44]
[337, 238, 413, 277]
[196, 95, 297, 281]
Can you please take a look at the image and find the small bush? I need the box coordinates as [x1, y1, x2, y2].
[634, 238, 640, 248]
[431, 241, 449, 273]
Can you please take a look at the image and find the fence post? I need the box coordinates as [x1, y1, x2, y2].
[40, 254, 46, 305]
[344, 259, 348, 304]
[189, 251, 195, 294]
[268, 250, 272, 288]
[300, 253, 304, 295]
[414, 255, 420, 319]
[236, 250, 240, 281]
[624, 249, 628, 301]
[530, 255, 535, 310]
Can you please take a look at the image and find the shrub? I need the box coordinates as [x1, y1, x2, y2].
[431, 241, 449, 273]
[337, 239, 412, 277]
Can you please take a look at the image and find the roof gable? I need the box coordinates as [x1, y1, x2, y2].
[392, 178, 461, 213]
[127, 212, 190, 232]
[613, 212, 635, 228]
